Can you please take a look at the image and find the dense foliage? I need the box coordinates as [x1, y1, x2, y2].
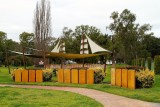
[147, 57, 152, 70]
[141, 58, 145, 67]
[43, 69, 53, 81]
[90, 67, 105, 84]
[136, 69, 154, 88]
[154, 55, 160, 74]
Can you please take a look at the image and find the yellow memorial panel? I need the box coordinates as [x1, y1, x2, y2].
[111, 68, 116, 86]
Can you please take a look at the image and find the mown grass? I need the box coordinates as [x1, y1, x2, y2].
[0, 87, 102, 107]
[0, 65, 160, 103]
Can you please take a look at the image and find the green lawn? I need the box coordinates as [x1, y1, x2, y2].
[0, 87, 102, 107]
[0, 65, 160, 103]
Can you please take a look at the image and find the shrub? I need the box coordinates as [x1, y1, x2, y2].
[11, 68, 23, 81]
[11, 70, 15, 81]
[91, 67, 105, 84]
[52, 69, 57, 76]
[147, 57, 152, 70]
[136, 68, 154, 88]
[43, 69, 52, 81]
[154, 55, 160, 74]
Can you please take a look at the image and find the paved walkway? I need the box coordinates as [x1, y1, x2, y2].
[0, 84, 160, 107]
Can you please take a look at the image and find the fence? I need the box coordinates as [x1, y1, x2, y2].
[111, 68, 136, 89]
[47, 64, 105, 69]
[58, 69, 94, 84]
[14, 69, 43, 82]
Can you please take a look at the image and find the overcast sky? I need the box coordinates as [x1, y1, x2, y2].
[0, 0, 160, 42]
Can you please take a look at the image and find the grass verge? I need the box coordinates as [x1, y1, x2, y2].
[0, 87, 102, 107]
[0, 65, 160, 103]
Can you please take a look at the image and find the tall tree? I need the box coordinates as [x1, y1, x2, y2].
[33, 0, 52, 50]
[33, 0, 52, 67]
[108, 9, 153, 64]
[0, 31, 6, 65]
[19, 32, 34, 68]
[62, 27, 74, 53]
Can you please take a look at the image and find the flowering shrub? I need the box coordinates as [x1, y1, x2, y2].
[136, 68, 154, 88]
[90, 67, 105, 84]
[43, 69, 53, 81]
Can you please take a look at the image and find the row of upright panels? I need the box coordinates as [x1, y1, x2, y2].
[111, 68, 135, 89]
[15, 69, 43, 82]
[58, 69, 94, 84]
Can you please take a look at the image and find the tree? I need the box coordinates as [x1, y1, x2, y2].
[19, 32, 34, 68]
[0, 31, 6, 65]
[33, 0, 52, 67]
[61, 27, 74, 53]
[107, 9, 153, 64]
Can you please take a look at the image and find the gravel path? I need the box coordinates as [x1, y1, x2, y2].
[0, 84, 160, 107]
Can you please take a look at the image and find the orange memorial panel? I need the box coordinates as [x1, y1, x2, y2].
[122, 69, 128, 88]
[15, 69, 22, 82]
[71, 69, 78, 84]
[116, 69, 122, 87]
[29, 70, 36, 82]
[22, 70, 28, 82]
[79, 69, 86, 84]
[58, 69, 64, 83]
[87, 69, 94, 84]
[128, 70, 136, 89]
[36, 70, 43, 82]
[64, 69, 71, 83]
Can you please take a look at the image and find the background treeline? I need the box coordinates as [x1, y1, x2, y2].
[0, 9, 160, 66]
